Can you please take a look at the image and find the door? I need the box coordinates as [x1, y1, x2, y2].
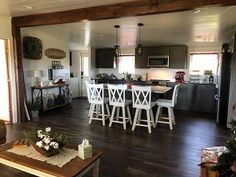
[0, 39, 11, 121]
[80, 52, 89, 97]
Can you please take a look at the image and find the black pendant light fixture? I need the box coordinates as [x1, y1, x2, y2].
[137, 23, 144, 56]
[114, 25, 121, 57]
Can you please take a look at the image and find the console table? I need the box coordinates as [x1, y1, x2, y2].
[31, 84, 71, 111]
[0, 141, 102, 177]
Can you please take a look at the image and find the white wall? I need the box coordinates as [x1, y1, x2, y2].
[0, 16, 17, 123]
[21, 26, 70, 101]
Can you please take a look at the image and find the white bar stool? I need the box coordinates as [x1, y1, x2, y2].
[155, 84, 180, 130]
[107, 84, 132, 130]
[131, 85, 156, 133]
[87, 83, 110, 126]
[85, 80, 96, 117]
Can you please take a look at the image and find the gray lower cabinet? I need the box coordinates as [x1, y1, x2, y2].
[135, 47, 148, 68]
[96, 48, 116, 68]
[171, 83, 217, 113]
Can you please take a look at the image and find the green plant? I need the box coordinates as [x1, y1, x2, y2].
[27, 101, 41, 111]
[212, 120, 236, 177]
[25, 127, 69, 156]
[125, 73, 132, 82]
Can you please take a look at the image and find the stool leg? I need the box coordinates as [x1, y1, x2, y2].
[126, 106, 132, 125]
[122, 107, 126, 130]
[106, 103, 110, 118]
[138, 109, 141, 124]
[88, 104, 92, 117]
[116, 107, 120, 120]
[150, 109, 155, 128]
[146, 109, 152, 133]
[89, 104, 95, 124]
[132, 108, 139, 131]
[171, 107, 176, 125]
[95, 105, 99, 118]
[155, 106, 161, 126]
[168, 107, 173, 130]
[109, 106, 116, 127]
[102, 104, 105, 126]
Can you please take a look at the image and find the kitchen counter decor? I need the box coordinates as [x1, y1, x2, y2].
[26, 127, 68, 157]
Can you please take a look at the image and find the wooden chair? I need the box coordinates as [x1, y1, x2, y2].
[131, 85, 156, 133]
[87, 83, 110, 126]
[155, 84, 180, 130]
[107, 84, 132, 130]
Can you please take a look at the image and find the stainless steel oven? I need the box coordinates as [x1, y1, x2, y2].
[148, 55, 169, 68]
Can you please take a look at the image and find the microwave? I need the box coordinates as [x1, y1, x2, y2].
[148, 55, 169, 68]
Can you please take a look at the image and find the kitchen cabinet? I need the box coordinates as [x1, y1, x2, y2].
[148, 46, 169, 56]
[172, 83, 217, 113]
[96, 48, 116, 68]
[135, 47, 148, 68]
[169, 45, 187, 69]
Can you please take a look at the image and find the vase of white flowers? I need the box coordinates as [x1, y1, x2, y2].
[26, 127, 68, 157]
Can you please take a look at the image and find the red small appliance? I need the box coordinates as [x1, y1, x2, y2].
[175, 71, 185, 83]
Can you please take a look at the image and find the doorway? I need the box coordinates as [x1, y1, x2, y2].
[0, 39, 12, 122]
[70, 50, 90, 97]
[80, 52, 89, 97]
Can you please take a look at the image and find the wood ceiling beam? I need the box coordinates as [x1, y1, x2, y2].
[12, 0, 236, 27]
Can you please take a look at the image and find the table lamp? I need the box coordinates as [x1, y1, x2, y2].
[33, 70, 41, 86]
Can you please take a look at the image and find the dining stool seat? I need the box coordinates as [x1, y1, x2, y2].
[155, 84, 180, 130]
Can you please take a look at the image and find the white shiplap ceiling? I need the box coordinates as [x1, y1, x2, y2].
[22, 6, 236, 49]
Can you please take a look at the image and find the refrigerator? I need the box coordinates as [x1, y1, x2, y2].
[216, 43, 232, 127]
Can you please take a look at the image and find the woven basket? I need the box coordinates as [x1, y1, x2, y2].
[32, 144, 59, 157]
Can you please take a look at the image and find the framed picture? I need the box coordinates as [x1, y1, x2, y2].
[23, 36, 42, 60]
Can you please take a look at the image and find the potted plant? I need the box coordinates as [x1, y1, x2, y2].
[27, 101, 41, 119]
[125, 73, 133, 89]
[25, 127, 68, 157]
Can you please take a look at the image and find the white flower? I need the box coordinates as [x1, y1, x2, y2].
[45, 127, 51, 132]
[36, 141, 43, 148]
[43, 137, 51, 144]
[53, 142, 59, 149]
[49, 142, 59, 149]
[37, 130, 42, 134]
[44, 145, 50, 151]
[38, 134, 44, 139]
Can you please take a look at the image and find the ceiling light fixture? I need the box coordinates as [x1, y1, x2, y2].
[114, 25, 121, 58]
[137, 23, 144, 56]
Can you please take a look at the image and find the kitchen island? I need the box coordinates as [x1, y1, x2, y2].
[95, 78, 217, 113]
[166, 82, 217, 113]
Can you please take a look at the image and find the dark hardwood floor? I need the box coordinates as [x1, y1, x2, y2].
[1, 99, 228, 177]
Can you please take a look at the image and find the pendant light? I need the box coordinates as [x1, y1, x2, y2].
[137, 23, 144, 56]
[114, 25, 121, 57]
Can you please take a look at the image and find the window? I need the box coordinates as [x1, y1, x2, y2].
[81, 53, 89, 77]
[189, 53, 219, 83]
[190, 53, 218, 75]
[118, 55, 135, 74]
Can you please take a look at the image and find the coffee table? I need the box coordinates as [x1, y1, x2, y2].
[0, 141, 102, 177]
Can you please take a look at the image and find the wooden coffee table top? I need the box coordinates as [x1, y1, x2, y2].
[0, 141, 102, 177]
